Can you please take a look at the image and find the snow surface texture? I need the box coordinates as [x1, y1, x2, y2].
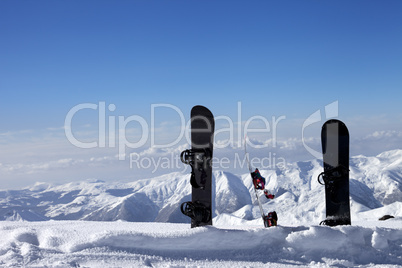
[0, 149, 401, 267]
[0, 220, 401, 267]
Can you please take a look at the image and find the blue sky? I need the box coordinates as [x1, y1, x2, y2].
[2, 0, 402, 127]
[1, 0, 402, 188]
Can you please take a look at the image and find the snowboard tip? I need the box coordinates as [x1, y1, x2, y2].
[191, 105, 214, 118]
[321, 119, 349, 136]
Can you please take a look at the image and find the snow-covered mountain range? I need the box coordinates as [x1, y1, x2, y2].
[1, 149, 401, 226]
[1, 150, 402, 267]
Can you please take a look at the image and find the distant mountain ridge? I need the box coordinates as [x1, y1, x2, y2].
[1, 149, 401, 225]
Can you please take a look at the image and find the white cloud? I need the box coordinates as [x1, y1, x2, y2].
[1, 114, 402, 190]
[365, 130, 402, 139]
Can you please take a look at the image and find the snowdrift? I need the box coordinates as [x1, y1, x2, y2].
[0, 220, 401, 267]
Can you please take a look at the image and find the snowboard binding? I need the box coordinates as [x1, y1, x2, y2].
[263, 211, 278, 227]
[181, 201, 211, 224]
[181, 149, 212, 189]
[264, 189, 275, 200]
[317, 165, 349, 186]
[318, 165, 349, 204]
[251, 168, 266, 190]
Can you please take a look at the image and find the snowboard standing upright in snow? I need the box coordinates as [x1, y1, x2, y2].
[318, 119, 351, 226]
[180, 105, 214, 228]
[244, 138, 277, 227]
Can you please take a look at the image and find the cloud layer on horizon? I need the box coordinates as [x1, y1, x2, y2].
[1, 122, 401, 189]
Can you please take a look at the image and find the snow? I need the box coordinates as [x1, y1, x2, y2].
[0, 220, 401, 267]
[0, 149, 401, 266]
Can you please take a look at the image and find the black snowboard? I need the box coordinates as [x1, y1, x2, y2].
[319, 119, 351, 226]
[180, 105, 214, 228]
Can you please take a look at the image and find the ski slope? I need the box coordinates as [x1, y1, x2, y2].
[0, 219, 401, 267]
